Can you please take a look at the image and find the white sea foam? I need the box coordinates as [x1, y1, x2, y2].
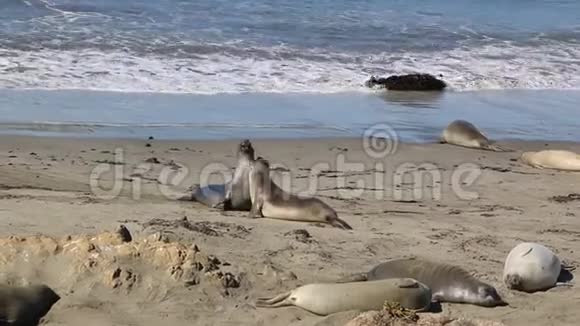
[0, 42, 579, 94]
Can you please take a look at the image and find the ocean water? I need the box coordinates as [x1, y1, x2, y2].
[0, 0, 579, 93]
[0, 1, 579, 141]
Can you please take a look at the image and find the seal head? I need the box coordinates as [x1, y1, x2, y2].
[475, 284, 507, 307]
[237, 139, 255, 160]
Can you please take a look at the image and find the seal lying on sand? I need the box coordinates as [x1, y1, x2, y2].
[440, 120, 511, 152]
[0, 283, 60, 325]
[248, 157, 352, 229]
[520, 150, 580, 171]
[191, 139, 255, 210]
[503, 242, 567, 293]
[336, 257, 507, 307]
[365, 74, 446, 91]
[255, 278, 431, 315]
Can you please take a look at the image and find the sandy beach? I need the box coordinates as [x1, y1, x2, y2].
[0, 135, 578, 325]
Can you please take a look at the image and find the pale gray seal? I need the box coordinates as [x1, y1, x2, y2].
[503, 242, 568, 292]
[0, 283, 60, 325]
[191, 139, 255, 210]
[248, 157, 352, 229]
[337, 257, 507, 307]
[520, 150, 580, 171]
[255, 278, 431, 316]
[440, 120, 511, 152]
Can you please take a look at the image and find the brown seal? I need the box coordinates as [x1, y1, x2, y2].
[248, 157, 352, 229]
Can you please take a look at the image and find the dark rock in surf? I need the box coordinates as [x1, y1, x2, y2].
[364, 73, 446, 91]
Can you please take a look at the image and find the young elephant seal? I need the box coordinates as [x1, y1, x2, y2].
[440, 120, 511, 152]
[191, 139, 255, 210]
[248, 157, 352, 229]
[503, 242, 565, 292]
[255, 278, 431, 316]
[0, 283, 60, 325]
[337, 257, 506, 307]
[520, 150, 580, 171]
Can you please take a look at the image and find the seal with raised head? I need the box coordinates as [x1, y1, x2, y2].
[255, 278, 431, 316]
[503, 242, 565, 292]
[520, 150, 580, 171]
[248, 157, 352, 229]
[440, 120, 511, 152]
[190, 139, 255, 210]
[0, 283, 60, 325]
[336, 257, 507, 307]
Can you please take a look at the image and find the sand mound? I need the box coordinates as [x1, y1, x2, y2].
[0, 225, 240, 294]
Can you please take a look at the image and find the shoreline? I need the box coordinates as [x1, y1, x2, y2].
[1, 88, 580, 142]
[3, 133, 580, 147]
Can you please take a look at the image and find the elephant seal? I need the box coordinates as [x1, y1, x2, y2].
[337, 257, 506, 307]
[248, 157, 352, 229]
[520, 150, 580, 171]
[255, 278, 431, 316]
[191, 139, 255, 210]
[440, 120, 511, 152]
[0, 283, 60, 325]
[503, 242, 567, 292]
[365, 73, 446, 91]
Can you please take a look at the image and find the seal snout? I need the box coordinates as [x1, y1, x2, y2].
[482, 286, 507, 307]
[520, 152, 533, 163]
[470, 284, 507, 307]
[504, 274, 523, 290]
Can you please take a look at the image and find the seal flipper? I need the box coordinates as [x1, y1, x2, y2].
[554, 282, 574, 288]
[177, 194, 194, 201]
[248, 194, 264, 218]
[255, 291, 293, 308]
[557, 263, 575, 283]
[179, 184, 200, 201]
[328, 217, 352, 230]
[482, 142, 514, 152]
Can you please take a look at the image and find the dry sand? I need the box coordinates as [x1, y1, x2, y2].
[0, 135, 578, 326]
